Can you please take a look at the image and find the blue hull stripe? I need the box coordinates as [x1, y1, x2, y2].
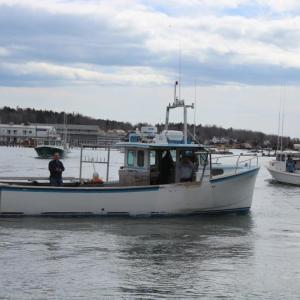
[0, 186, 160, 194]
[210, 167, 259, 183]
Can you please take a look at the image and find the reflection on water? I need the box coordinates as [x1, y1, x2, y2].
[0, 216, 254, 299]
[1, 148, 300, 298]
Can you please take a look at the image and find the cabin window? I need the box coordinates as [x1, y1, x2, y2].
[197, 152, 208, 166]
[150, 151, 156, 166]
[137, 150, 144, 167]
[127, 150, 135, 166]
[170, 150, 177, 161]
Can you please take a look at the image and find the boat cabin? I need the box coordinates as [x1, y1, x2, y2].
[117, 141, 209, 186]
[37, 139, 63, 147]
[272, 151, 300, 172]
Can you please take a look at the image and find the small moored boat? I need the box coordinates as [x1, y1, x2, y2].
[266, 151, 300, 185]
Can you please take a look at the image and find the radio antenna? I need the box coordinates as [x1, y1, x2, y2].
[178, 45, 182, 101]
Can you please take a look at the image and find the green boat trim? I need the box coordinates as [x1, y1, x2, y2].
[34, 146, 65, 159]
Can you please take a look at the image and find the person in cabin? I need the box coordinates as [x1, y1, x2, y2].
[159, 150, 175, 184]
[286, 155, 296, 173]
[90, 172, 103, 184]
[48, 152, 65, 186]
[178, 153, 194, 182]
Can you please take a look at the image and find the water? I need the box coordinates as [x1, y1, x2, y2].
[0, 147, 300, 299]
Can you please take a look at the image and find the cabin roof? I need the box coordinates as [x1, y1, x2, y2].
[115, 142, 205, 150]
[277, 151, 300, 155]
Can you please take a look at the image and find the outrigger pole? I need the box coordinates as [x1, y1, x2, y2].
[165, 81, 194, 144]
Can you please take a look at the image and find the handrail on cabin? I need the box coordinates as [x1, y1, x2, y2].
[209, 153, 259, 176]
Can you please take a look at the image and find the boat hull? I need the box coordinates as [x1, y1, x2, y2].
[34, 146, 65, 159]
[0, 168, 259, 216]
[266, 166, 300, 185]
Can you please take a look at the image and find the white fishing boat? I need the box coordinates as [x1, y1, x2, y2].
[266, 151, 300, 185]
[0, 82, 260, 216]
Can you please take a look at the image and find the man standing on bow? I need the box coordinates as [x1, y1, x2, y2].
[49, 152, 65, 186]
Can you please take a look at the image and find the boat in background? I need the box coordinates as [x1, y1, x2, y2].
[34, 138, 69, 159]
[34, 112, 70, 159]
[266, 95, 300, 185]
[266, 151, 300, 185]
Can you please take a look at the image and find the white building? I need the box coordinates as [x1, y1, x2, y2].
[0, 124, 56, 144]
[141, 126, 157, 138]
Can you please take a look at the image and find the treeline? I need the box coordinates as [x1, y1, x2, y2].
[155, 123, 299, 149]
[1, 106, 299, 148]
[0, 106, 133, 131]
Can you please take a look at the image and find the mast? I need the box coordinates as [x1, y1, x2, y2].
[63, 112, 68, 149]
[164, 81, 194, 143]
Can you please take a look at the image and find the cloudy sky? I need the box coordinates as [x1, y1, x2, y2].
[1, 0, 300, 136]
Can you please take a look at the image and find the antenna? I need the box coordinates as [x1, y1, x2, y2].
[178, 46, 182, 102]
[193, 80, 197, 140]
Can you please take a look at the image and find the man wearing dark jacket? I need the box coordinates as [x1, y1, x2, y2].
[49, 152, 65, 186]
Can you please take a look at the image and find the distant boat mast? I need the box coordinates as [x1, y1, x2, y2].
[63, 112, 68, 143]
[277, 85, 286, 153]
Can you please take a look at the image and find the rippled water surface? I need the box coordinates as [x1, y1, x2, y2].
[0, 147, 300, 299]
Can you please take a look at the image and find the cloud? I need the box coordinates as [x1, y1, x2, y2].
[0, 47, 10, 56]
[1, 0, 300, 86]
[0, 62, 170, 85]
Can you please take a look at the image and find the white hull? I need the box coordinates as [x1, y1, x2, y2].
[0, 168, 259, 216]
[266, 165, 300, 185]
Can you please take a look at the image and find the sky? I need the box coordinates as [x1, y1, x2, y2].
[1, 0, 300, 137]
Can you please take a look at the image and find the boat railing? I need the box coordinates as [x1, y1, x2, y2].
[79, 144, 112, 183]
[210, 153, 259, 177]
[234, 154, 259, 174]
[0, 176, 77, 183]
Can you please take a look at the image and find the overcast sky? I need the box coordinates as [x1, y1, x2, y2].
[1, 0, 300, 137]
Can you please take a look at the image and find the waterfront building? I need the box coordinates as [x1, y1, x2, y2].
[98, 129, 126, 146]
[35, 124, 126, 146]
[0, 124, 56, 145]
[0, 122, 129, 147]
[50, 124, 100, 146]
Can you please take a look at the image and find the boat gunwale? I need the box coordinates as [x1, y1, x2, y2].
[266, 165, 300, 177]
[0, 167, 260, 192]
